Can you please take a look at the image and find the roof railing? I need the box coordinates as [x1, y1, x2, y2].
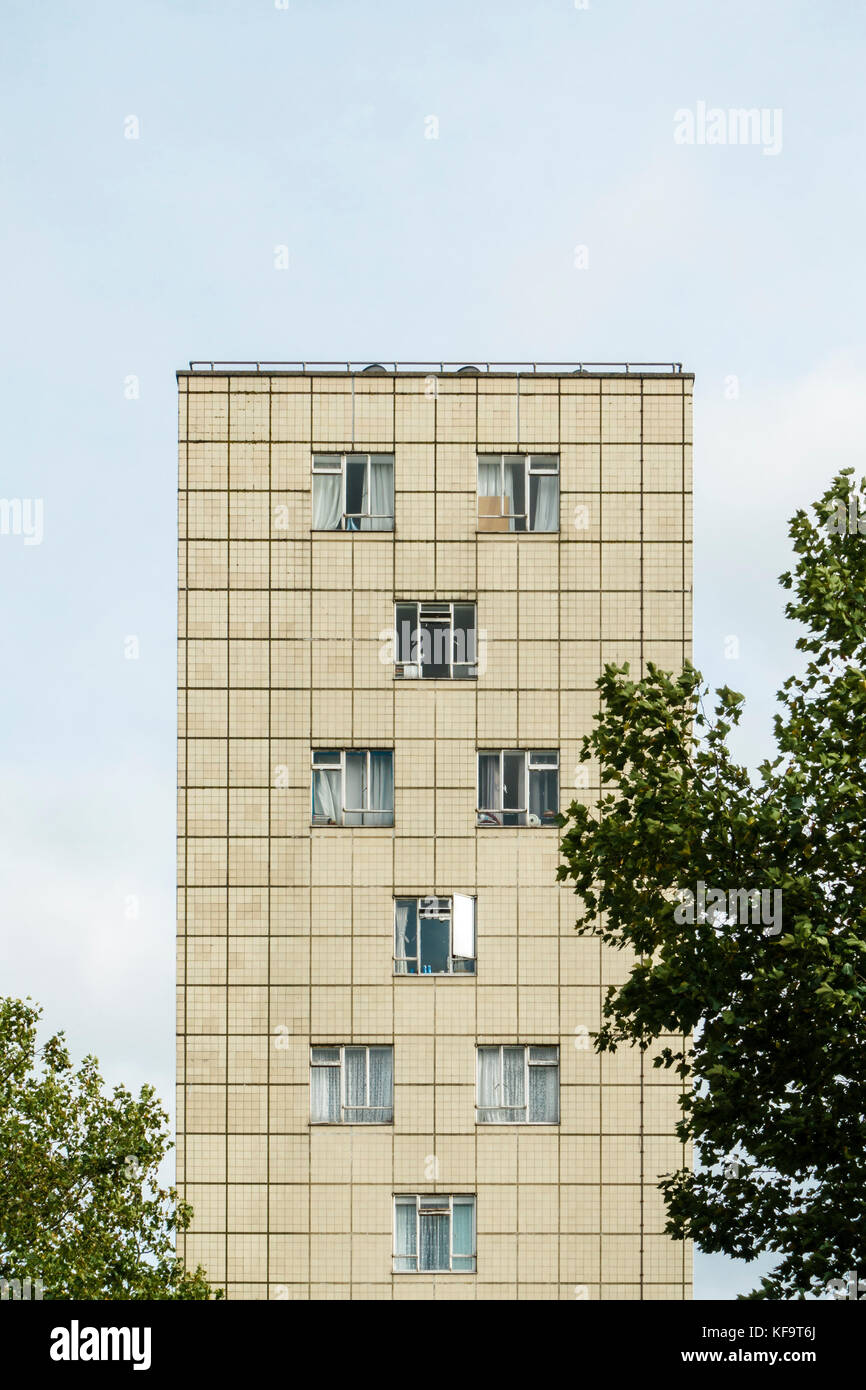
[185, 359, 686, 375]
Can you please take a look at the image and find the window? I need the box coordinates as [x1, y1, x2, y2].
[476, 750, 559, 826]
[477, 454, 559, 532]
[476, 1045, 559, 1124]
[310, 1046, 393, 1123]
[311, 750, 394, 826]
[312, 453, 394, 531]
[394, 895, 476, 974]
[393, 1195, 476, 1272]
[394, 602, 477, 679]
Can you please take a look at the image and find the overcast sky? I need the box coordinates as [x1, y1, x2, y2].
[1, 0, 864, 1300]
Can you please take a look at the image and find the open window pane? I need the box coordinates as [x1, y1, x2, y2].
[395, 604, 417, 665]
[312, 768, 341, 825]
[452, 894, 475, 960]
[529, 472, 559, 531]
[394, 899, 418, 973]
[344, 458, 366, 526]
[502, 753, 526, 811]
[419, 915, 449, 974]
[420, 617, 450, 678]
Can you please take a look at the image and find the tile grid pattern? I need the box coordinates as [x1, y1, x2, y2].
[177, 369, 693, 1299]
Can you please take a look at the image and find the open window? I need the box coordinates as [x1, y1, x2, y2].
[476, 1045, 559, 1124]
[394, 602, 477, 679]
[476, 749, 559, 826]
[394, 895, 476, 975]
[393, 1195, 476, 1272]
[477, 454, 559, 532]
[310, 1045, 393, 1124]
[311, 750, 394, 826]
[312, 453, 395, 531]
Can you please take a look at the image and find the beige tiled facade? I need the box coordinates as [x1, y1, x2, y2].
[177, 366, 693, 1300]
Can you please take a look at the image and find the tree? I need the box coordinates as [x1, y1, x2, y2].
[0, 996, 218, 1299]
[557, 469, 866, 1300]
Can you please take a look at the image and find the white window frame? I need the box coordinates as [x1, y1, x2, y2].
[310, 1045, 394, 1124]
[311, 749, 394, 827]
[393, 895, 476, 975]
[476, 453, 559, 532]
[476, 749, 559, 827]
[392, 1195, 476, 1273]
[312, 452, 395, 531]
[475, 1044, 560, 1125]
[394, 602, 477, 680]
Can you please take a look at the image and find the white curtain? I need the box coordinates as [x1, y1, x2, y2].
[394, 899, 416, 972]
[531, 474, 559, 532]
[503, 458, 523, 531]
[310, 1063, 339, 1122]
[312, 473, 341, 529]
[394, 1200, 417, 1269]
[478, 754, 500, 811]
[478, 459, 500, 499]
[419, 1212, 449, 1271]
[528, 1061, 559, 1123]
[343, 753, 365, 825]
[368, 1047, 393, 1118]
[312, 768, 340, 824]
[360, 456, 393, 531]
[369, 752, 393, 824]
[502, 1046, 525, 1111]
[478, 1047, 508, 1121]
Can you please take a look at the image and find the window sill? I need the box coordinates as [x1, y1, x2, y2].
[475, 529, 558, 539]
[311, 823, 395, 830]
[311, 528, 394, 537]
[475, 1121, 560, 1128]
[475, 822, 561, 831]
[394, 973, 476, 981]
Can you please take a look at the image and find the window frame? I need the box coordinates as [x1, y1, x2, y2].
[311, 748, 394, 827]
[476, 748, 560, 827]
[476, 453, 560, 533]
[394, 601, 477, 680]
[392, 1194, 476, 1273]
[475, 1044, 560, 1125]
[310, 1044, 394, 1125]
[312, 452, 395, 532]
[393, 895, 477, 975]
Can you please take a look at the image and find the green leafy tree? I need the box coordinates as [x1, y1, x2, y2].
[0, 996, 219, 1299]
[557, 469, 866, 1300]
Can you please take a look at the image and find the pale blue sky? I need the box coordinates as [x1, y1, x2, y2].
[2, 0, 865, 1300]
